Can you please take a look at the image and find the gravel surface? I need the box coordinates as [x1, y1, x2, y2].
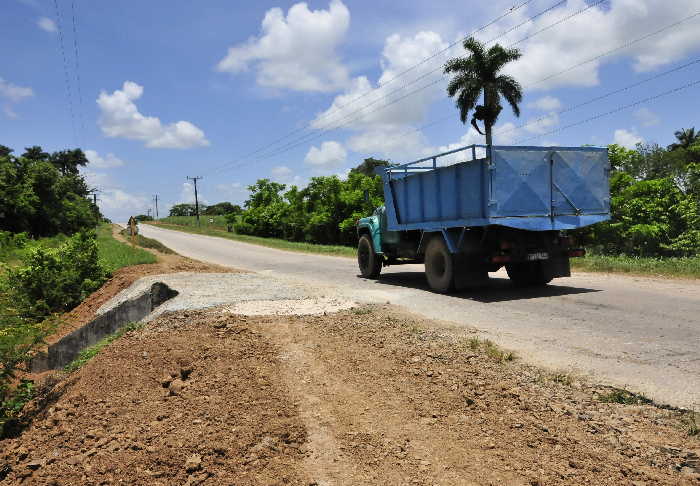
[98, 272, 356, 320]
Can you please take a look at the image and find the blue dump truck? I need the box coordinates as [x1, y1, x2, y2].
[357, 145, 610, 292]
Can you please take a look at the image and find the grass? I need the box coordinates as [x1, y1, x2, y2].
[598, 388, 653, 405]
[119, 229, 175, 254]
[96, 224, 157, 273]
[687, 411, 699, 436]
[150, 219, 699, 278]
[64, 321, 145, 373]
[0, 233, 69, 268]
[572, 253, 700, 279]
[159, 215, 229, 230]
[148, 221, 357, 257]
[463, 336, 515, 362]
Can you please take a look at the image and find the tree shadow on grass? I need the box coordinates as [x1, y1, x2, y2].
[368, 271, 601, 303]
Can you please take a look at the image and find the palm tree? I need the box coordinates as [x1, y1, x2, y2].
[668, 127, 699, 151]
[444, 37, 523, 151]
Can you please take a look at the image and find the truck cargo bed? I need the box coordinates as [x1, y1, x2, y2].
[379, 145, 610, 232]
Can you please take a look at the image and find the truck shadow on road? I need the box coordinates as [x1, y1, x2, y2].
[371, 272, 601, 303]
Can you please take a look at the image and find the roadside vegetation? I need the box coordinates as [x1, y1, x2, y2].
[159, 128, 699, 278]
[118, 227, 175, 255]
[151, 220, 356, 257]
[0, 144, 164, 435]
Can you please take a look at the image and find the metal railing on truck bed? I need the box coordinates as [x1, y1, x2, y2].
[377, 145, 610, 232]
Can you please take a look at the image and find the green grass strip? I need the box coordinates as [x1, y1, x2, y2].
[147, 222, 699, 278]
[146, 222, 356, 258]
[96, 224, 157, 273]
[572, 253, 700, 279]
[64, 322, 144, 373]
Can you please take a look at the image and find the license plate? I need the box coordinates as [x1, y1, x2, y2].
[527, 252, 549, 261]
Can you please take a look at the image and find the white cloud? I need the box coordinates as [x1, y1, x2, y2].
[634, 107, 660, 127]
[347, 127, 426, 160]
[613, 128, 644, 148]
[216, 0, 350, 92]
[100, 189, 150, 213]
[97, 81, 209, 149]
[523, 112, 560, 135]
[37, 17, 57, 33]
[312, 31, 449, 131]
[502, 0, 700, 90]
[270, 165, 306, 186]
[214, 182, 249, 203]
[528, 96, 562, 111]
[3, 105, 17, 119]
[0, 77, 33, 103]
[304, 141, 347, 171]
[85, 149, 125, 169]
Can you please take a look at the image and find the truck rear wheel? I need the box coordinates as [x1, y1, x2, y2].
[424, 237, 455, 293]
[506, 261, 553, 287]
[358, 234, 382, 279]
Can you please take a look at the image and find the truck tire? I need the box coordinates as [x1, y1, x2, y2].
[424, 236, 455, 293]
[358, 234, 382, 279]
[505, 261, 553, 287]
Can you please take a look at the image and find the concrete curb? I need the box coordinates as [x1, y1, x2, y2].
[31, 282, 178, 372]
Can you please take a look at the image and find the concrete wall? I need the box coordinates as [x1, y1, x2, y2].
[31, 282, 177, 372]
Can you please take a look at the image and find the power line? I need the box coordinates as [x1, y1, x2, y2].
[210, 7, 699, 178]
[53, 0, 78, 147]
[70, 0, 85, 140]
[495, 57, 700, 138]
[219, 0, 614, 170]
[207, 0, 549, 175]
[260, 9, 700, 163]
[513, 79, 700, 145]
[242, 0, 589, 160]
[210, 0, 599, 175]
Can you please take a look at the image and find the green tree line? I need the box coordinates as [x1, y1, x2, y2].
[0, 145, 100, 236]
[576, 128, 700, 256]
[226, 130, 699, 257]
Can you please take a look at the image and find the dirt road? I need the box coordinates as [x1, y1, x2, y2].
[3, 306, 698, 485]
[139, 224, 700, 409]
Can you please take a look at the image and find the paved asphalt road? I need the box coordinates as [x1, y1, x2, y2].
[139, 224, 700, 409]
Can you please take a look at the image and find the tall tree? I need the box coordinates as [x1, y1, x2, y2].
[444, 37, 523, 150]
[668, 127, 699, 151]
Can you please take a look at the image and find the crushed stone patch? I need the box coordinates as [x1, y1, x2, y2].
[221, 297, 356, 316]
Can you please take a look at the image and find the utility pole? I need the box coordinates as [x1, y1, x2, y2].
[153, 194, 159, 219]
[147, 208, 152, 218]
[186, 176, 202, 226]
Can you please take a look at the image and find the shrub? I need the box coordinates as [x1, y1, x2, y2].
[7, 232, 107, 317]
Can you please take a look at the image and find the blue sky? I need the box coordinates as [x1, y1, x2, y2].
[2, 0, 699, 221]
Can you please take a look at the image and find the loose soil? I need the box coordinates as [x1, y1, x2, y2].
[3, 306, 699, 485]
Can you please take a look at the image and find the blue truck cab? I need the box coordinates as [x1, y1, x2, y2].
[357, 144, 610, 292]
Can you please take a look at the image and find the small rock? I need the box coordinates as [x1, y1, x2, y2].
[569, 459, 580, 469]
[185, 454, 202, 473]
[25, 459, 43, 470]
[160, 375, 174, 387]
[169, 379, 185, 396]
[141, 351, 149, 359]
[180, 365, 194, 380]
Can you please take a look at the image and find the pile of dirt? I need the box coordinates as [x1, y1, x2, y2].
[3, 306, 699, 484]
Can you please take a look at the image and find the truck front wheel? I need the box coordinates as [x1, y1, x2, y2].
[506, 261, 553, 287]
[424, 237, 455, 293]
[358, 234, 382, 279]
